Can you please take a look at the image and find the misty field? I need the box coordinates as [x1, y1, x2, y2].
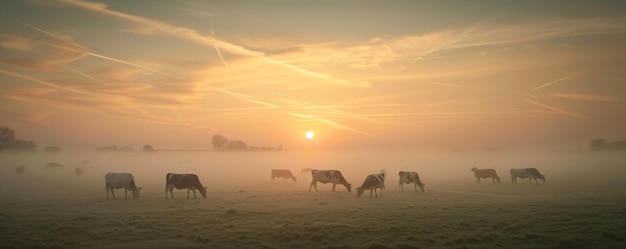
[1, 150, 625, 249]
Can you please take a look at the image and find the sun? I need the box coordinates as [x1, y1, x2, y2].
[305, 131, 314, 140]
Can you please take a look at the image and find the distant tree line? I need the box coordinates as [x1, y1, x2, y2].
[212, 134, 284, 152]
[96, 144, 155, 152]
[0, 127, 37, 151]
[590, 139, 626, 152]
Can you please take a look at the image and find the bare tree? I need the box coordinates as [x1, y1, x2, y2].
[212, 134, 229, 151]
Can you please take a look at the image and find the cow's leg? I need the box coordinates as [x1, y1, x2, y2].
[309, 180, 316, 192]
[124, 189, 128, 200]
[192, 189, 197, 199]
[332, 183, 336, 192]
[414, 183, 418, 192]
[170, 187, 175, 199]
[186, 189, 190, 199]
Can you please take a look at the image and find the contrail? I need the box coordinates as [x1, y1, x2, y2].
[523, 98, 586, 119]
[210, 20, 228, 68]
[61, 65, 100, 83]
[10, 17, 185, 80]
[55, 0, 369, 88]
[532, 75, 574, 91]
[0, 68, 94, 95]
[87, 52, 185, 79]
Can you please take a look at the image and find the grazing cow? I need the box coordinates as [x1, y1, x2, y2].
[471, 167, 500, 183]
[510, 168, 546, 184]
[105, 173, 142, 200]
[75, 167, 83, 177]
[399, 171, 425, 192]
[357, 172, 385, 198]
[15, 166, 25, 175]
[165, 173, 207, 199]
[309, 170, 351, 192]
[271, 169, 297, 183]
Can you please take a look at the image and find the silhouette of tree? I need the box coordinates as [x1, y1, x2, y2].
[212, 134, 229, 151]
[590, 139, 607, 151]
[0, 127, 36, 151]
[142, 144, 155, 152]
[226, 140, 248, 151]
[0, 127, 16, 150]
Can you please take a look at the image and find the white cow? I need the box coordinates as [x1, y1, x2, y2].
[105, 173, 142, 199]
[510, 168, 546, 184]
[357, 171, 386, 198]
[399, 171, 425, 192]
[309, 170, 351, 192]
[471, 167, 500, 183]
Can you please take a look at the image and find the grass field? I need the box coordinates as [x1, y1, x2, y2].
[1, 150, 625, 248]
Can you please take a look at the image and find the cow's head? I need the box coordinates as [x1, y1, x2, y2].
[418, 183, 426, 192]
[199, 186, 208, 198]
[131, 187, 142, 199]
[293, 177, 297, 183]
[471, 167, 477, 172]
[346, 183, 352, 192]
[539, 175, 546, 183]
[356, 187, 364, 197]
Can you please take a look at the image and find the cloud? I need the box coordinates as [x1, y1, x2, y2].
[550, 93, 624, 102]
[56, 0, 368, 88]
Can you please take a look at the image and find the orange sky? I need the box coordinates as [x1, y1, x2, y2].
[1, 0, 626, 151]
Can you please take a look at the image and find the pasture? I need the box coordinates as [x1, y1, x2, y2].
[1, 150, 625, 248]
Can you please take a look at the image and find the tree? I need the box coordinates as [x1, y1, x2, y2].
[590, 139, 606, 151]
[212, 134, 229, 151]
[10, 139, 36, 151]
[0, 127, 16, 151]
[226, 140, 248, 151]
[0, 127, 36, 151]
[142, 144, 155, 152]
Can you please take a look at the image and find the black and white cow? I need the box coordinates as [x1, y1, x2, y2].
[271, 169, 297, 183]
[105, 173, 142, 200]
[309, 170, 351, 192]
[357, 172, 385, 198]
[471, 167, 500, 183]
[510, 168, 546, 184]
[399, 171, 425, 192]
[15, 166, 24, 175]
[165, 173, 207, 199]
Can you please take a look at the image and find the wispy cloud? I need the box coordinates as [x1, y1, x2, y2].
[55, 0, 369, 88]
[550, 93, 624, 102]
[524, 98, 586, 119]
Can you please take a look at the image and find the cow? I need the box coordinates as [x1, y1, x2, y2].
[15, 166, 25, 175]
[471, 167, 500, 183]
[75, 167, 83, 177]
[399, 171, 425, 192]
[510, 168, 546, 184]
[309, 170, 351, 192]
[357, 172, 385, 198]
[271, 169, 297, 183]
[165, 173, 207, 199]
[105, 173, 142, 200]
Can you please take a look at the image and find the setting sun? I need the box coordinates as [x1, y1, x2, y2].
[305, 131, 314, 140]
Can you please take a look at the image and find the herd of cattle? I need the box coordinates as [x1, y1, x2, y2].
[94, 167, 546, 200]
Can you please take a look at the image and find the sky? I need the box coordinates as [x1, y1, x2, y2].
[1, 0, 626, 151]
